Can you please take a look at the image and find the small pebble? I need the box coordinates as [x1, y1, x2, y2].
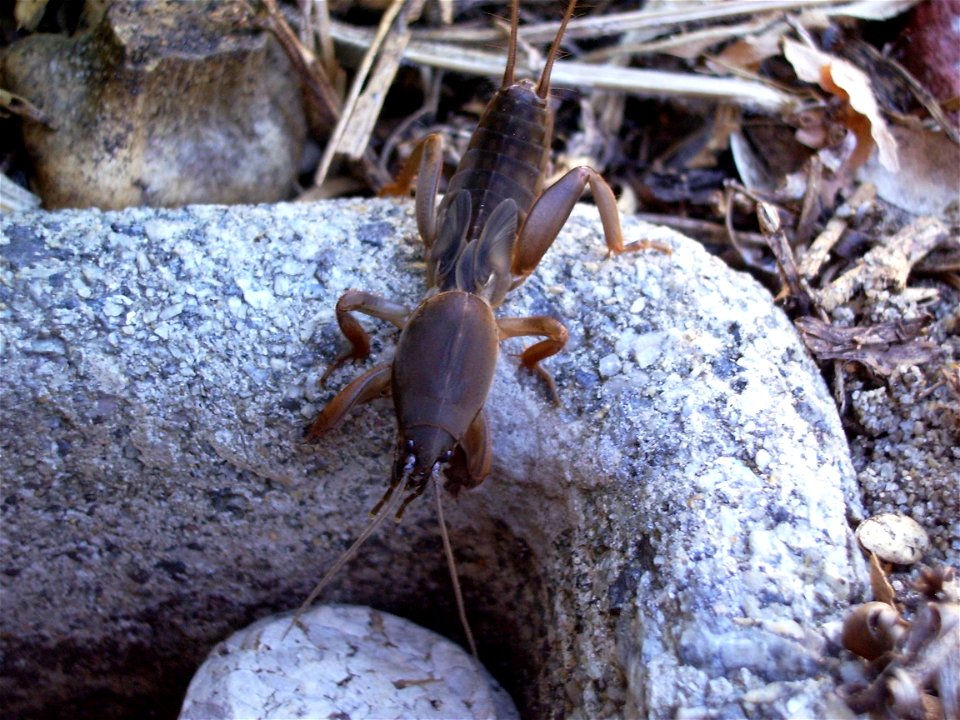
[103, 297, 127, 317]
[598, 353, 621, 378]
[632, 332, 665, 368]
[855, 513, 929, 564]
[754, 448, 772, 471]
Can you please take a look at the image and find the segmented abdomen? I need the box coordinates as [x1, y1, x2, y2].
[443, 84, 552, 245]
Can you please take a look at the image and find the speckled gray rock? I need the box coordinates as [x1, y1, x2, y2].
[1, 199, 866, 719]
[179, 604, 518, 720]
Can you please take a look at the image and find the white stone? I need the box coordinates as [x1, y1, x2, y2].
[598, 353, 622, 377]
[1, 201, 870, 720]
[179, 605, 518, 720]
[855, 513, 929, 564]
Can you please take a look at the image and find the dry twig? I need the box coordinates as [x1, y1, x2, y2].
[817, 217, 951, 311]
[799, 182, 877, 280]
[794, 315, 937, 375]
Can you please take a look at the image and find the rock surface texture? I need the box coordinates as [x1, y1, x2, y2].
[1, 199, 867, 719]
[179, 604, 518, 720]
[1, 0, 305, 209]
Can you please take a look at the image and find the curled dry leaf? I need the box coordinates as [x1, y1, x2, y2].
[840, 566, 960, 720]
[794, 316, 937, 376]
[841, 601, 905, 661]
[783, 38, 899, 173]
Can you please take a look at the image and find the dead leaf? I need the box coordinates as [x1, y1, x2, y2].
[795, 315, 937, 375]
[783, 38, 899, 173]
[860, 125, 960, 215]
[730, 122, 812, 196]
[713, 24, 787, 72]
[832, 0, 922, 21]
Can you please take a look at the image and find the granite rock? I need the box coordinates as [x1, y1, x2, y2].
[0, 199, 866, 718]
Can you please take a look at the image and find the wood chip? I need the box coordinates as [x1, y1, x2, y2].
[816, 216, 949, 311]
[314, 0, 427, 187]
[799, 182, 876, 280]
[783, 37, 900, 171]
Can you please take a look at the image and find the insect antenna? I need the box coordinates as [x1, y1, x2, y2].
[536, 0, 578, 99]
[501, 0, 519, 88]
[434, 472, 479, 659]
[283, 483, 407, 639]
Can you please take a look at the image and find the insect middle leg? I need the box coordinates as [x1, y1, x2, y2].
[498, 315, 569, 404]
[512, 166, 673, 285]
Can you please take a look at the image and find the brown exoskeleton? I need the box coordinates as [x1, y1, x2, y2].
[290, 0, 670, 653]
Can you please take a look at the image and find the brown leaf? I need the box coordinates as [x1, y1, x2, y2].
[714, 26, 785, 71]
[795, 315, 938, 375]
[870, 552, 898, 606]
[783, 38, 899, 172]
[861, 125, 960, 215]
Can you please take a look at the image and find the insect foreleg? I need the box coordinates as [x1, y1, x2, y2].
[305, 363, 391, 441]
[322, 290, 410, 383]
[443, 410, 492, 497]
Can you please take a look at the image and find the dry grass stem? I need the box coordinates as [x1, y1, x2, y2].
[313, 0, 426, 187]
[260, 0, 341, 130]
[414, 0, 879, 44]
[310, 0, 338, 80]
[331, 20, 796, 110]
